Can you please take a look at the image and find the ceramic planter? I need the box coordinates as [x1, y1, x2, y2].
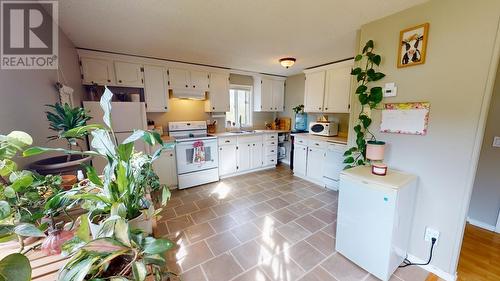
[129, 205, 155, 235]
[366, 140, 386, 161]
[30, 155, 92, 175]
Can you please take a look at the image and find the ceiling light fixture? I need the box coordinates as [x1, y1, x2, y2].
[279, 57, 296, 68]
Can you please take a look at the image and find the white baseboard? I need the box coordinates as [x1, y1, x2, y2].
[219, 165, 275, 179]
[405, 254, 457, 281]
[467, 217, 496, 232]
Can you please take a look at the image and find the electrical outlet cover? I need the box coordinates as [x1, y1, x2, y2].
[424, 227, 440, 243]
[492, 136, 500, 148]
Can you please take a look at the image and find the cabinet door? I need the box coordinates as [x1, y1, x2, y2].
[168, 68, 190, 89]
[80, 57, 115, 85]
[250, 143, 263, 169]
[218, 145, 237, 176]
[114, 61, 144, 87]
[190, 70, 210, 92]
[324, 66, 352, 113]
[237, 143, 251, 172]
[272, 80, 285, 112]
[306, 147, 326, 182]
[206, 73, 230, 112]
[153, 148, 178, 187]
[261, 78, 274, 111]
[304, 71, 326, 112]
[293, 144, 308, 177]
[143, 65, 169, 112]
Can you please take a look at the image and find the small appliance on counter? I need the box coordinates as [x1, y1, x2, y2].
[309, 121, 338, 136]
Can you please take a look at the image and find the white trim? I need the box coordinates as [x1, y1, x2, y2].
[466, 217, 497, 232]
[405, 254, 457, 281]
[496, 210, 500, 233]
[451, 17, 500, 275]
[219, 165, 276, 179]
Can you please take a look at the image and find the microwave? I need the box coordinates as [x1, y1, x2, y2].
[309, 122, 338, 136]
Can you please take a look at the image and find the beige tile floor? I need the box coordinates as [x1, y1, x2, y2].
[158, 165, 430, 281]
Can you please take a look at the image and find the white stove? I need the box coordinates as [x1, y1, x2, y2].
[168, 121, 219, 189]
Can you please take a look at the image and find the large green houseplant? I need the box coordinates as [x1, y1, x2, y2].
[30, 103, 92, 175]
[344, 40, 386, 168]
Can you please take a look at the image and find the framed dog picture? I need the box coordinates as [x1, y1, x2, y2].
[398, 23, 429, 68]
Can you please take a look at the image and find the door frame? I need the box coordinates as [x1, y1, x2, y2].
[496, 210, 500, 233]
[451, 19, 500, 277]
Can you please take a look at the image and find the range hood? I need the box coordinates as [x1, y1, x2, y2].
[170, 89, 206, 100]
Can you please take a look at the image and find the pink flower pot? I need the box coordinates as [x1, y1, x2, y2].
[366, 141, 386, 161]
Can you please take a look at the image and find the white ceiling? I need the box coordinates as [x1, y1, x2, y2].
[57, 0, 428, 76]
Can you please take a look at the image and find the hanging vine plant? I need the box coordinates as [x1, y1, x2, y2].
[344, 40, 386, 169]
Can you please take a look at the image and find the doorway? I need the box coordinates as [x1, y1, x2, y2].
[458, 49, 500, 281]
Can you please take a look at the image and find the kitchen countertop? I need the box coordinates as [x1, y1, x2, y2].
[211, 129, 291, 137]
[291, 133, 348, 145]
[160, 135, 175, 143]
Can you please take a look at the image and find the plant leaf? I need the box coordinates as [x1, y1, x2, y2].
[372, 55, 381, 66]
[132, 261, 147, 281]
[0, 253, 31, 281]
[82, 238, 128, 253]
[77, 214, 90, 242]
[355, 85, 367, 94]
[117, 142, 134, 162]
[143, 237, 175, 254]
[350, 67, 361, 75]
[358, 93, 369, 105]
[90, 129, 116, 157]
[83, 164, 103, 186]
[63, 124, 105, 138]
[354, 54, 363, 61]
[13, 223, 45, 237]
[100, 87, 114, 128]
[22, 147, 99, 157]
[343, 157, 355, 164]
[161, 187, 171, 206]
[0, 202, 10, 220]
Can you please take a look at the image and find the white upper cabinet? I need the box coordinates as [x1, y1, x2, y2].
[114, 61, 144, 87]
[168, 68, 209, 92]
[143, 65, 169, 112]
[304, 60, 353, 113]
[254, 77, 285, 112]
[168, 68, 190, 89]
[190, 70, 210, 92]
[324, 65, 352, 113]
[205, 72, 230, 112]
[304, 71, 326, 112]
[80, 57, 115, 85]
[272, 80, 285, 111]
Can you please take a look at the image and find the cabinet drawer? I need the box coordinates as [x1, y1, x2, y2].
[218, 136, 236, 146]
[264, 133, 278, 141]
[308, 140, 328, 149]
[295, 137, 307, 145]
[264, 155, 277, 166]
[265, 140, 277, 146]
[265, 145, 278, 156]
[237, 135, 263, 144]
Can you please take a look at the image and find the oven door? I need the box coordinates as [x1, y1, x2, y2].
[175, 139, 218, 174]
[309, 123, 326, 135]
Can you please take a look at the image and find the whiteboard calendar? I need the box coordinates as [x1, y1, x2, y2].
[380, 102, 430, 135]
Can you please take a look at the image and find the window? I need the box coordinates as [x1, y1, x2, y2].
[226, 85, 252, 128]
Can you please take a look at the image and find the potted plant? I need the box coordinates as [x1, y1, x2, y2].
[29, 103, 92, 176]
[343, 40, 386, 169]
[292, 104, 307, 131]
[24, 88, 171, 235]
[59, 216, 175, 281]
[0, 253, 32, 281]
[0, 131, 67, 252]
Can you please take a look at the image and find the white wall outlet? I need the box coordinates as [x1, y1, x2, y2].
[492, 136, 500, 148]
[424, 227, 440, 243]
[384, 82, 397, 97]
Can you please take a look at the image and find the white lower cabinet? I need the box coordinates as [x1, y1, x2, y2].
[306, 146, 327, 183]
[218, 133, 277, 177]
[218, 144, 237, 176]
[293, 144, 308, 177]
[152, 146, 177, 187]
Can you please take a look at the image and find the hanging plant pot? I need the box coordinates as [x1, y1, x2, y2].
[30, 155, 92, 175]
[366, 140, 386, 161]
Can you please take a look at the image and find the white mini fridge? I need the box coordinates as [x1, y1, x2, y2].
[336, 166, 417, 281]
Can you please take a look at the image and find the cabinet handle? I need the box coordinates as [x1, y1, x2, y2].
[119, 80, 122, 83]
[141, 78, 144, 84]
[164, 106, 167, 110]
[220, 147, 222, 150]
[318, 107, 322, 110]
[271, 150, 275, 152]
[107, 79, 111, 83]
[325, 107, 328, 110]
[225, 140, 230, 143]
[253, 144, 256, 146]
[193, 85, 196, 88]
[248, 144, 250, 146]
[185, 85, 188, 88]
[212, 107, 215, 110]
[170, 154, 173, 156]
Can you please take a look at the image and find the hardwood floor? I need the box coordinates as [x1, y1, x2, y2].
[457, 223, 500, 281]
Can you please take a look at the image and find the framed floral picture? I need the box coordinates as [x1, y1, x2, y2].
[398, 23, 429, 68]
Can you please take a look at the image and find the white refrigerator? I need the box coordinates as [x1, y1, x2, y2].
[336, 166, 417, 281]
[83, 101, 148, 173]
